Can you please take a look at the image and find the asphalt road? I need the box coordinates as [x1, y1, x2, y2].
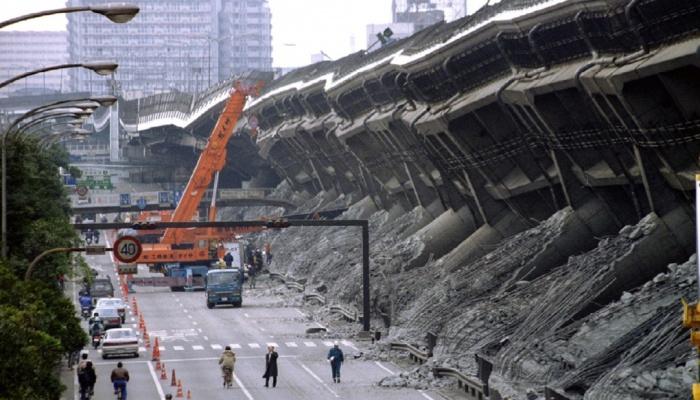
[64, 233, 450, 400]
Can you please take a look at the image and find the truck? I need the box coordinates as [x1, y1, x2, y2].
[205, 269, 243, 308]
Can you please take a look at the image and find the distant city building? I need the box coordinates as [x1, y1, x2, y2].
[0, 31, 69, 97]
[67, 0, 272, 98]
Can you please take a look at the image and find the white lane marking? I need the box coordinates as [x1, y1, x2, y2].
[173, 346, 184, 351]
[259, 327, 266, 331]
[304, 341, 317, 347]
[418, 390, 436, 400]
[248, 343, 260, 348]
[300, 362, 339, 398]
[147, 360, 166, 399]
[323, 341, 334, 347]
[197, 328, 203, 333]
[233, 372, 254, 400]
[230, 344, 241, 349]
[266, 342, 279, 348]
[159, 346, 166, 351]
[187, 315, 193, 319]
[203, 336, 209, 341]
[211, 344, 222, 350]
[183, 309, 188, 313]
[192, 321, 198, 325]
[244, 313, 250, 318]
[285, 342, 298, 347]
[192, 345, 204, 351]
[375, 361, 395, 375]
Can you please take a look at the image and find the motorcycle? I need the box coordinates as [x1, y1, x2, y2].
[81, 305, 92, 320]
[92, 333, 102, 349]
[85, 235, 93, 245]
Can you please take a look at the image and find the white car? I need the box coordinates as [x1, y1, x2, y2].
[101, 328, 139, 359]
[95, 298, 127, 323]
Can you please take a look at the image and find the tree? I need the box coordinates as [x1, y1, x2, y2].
[0, 137, 86, 398]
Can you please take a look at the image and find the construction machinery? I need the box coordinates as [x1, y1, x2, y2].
[129, 81, 262, 266]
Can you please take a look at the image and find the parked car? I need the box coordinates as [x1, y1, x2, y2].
[93, 307, 121, 329]
[95, 297, 127, 323]
[101, 328, 139, 359]
[90, 277, 114, 302]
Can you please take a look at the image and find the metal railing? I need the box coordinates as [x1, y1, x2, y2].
[433, 366, 486, 400]
[329, 304, 358, 322]
[388, 342, 431, 364]
[304, 293, 326, 305]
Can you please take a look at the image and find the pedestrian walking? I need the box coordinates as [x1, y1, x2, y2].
[262, 345, 278, 387]
[327, 341, 344, 383]
[248, 263, 257, 289]
[78, 361, 96, 400]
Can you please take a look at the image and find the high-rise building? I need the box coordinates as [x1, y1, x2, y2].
[0, 31, 69, 97]
[67, 0, 272, 98]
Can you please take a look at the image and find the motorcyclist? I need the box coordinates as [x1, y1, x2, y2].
[89, 312, 104, 337]
[218, 346, 236, 388]
[79, 292, 92, 309]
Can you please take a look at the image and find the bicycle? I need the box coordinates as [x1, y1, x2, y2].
[222, 366, 233, 388]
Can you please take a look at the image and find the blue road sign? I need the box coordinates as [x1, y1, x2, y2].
[120, 193, 131, 207]
[137, 197, 147, 210]
[158, 191, 170, 205]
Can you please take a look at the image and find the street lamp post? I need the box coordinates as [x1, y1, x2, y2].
[1, 94, 117, 258]
[0, 3, 139, 29]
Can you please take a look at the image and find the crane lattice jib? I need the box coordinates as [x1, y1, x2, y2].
[161, 83, 252, 244]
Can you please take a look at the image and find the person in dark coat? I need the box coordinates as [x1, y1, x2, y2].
[78, 361, 97, 400]
[223, 251, 234, 267]
[327, 341, 344, 383]
[262, 345, 278, 387]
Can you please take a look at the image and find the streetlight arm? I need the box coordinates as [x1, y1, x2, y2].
[0, 63, 83, 90]
[0, 6, 89, 30]
[14, 114, 82, 138]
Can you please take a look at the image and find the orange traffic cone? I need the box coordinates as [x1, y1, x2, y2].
[152, 337, 161, 361]
[139, 315, 145, 329]
[171, 369, 177, 386]
[176, 380, 184, 398]
[160, 363, 167, 380]
[187, 389, 192, 399]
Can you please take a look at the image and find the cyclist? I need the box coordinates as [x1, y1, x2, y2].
[110, 362, 129, 399]
[218, 346, 236, 388]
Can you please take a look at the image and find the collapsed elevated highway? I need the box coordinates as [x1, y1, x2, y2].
[239, 0, 700, 398]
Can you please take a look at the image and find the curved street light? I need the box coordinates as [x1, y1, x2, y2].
[0, 3, 139, 29]
[0, 61, 118, 90]
[1, 96, 116, 258]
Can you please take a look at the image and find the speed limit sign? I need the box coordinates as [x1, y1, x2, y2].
[113, 235, 142, 264]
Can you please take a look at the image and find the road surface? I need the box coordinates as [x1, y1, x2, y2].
[65, 235, 449, 400]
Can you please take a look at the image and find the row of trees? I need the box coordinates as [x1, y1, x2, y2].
[0, 137, 86, 399]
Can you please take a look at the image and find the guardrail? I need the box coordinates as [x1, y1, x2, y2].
[285, 279, 305, 292]
[433, 367, 486, 400]
[329, 304, 358, 322]
[389, 342, 431, 364]
[304, 293, 326, 305]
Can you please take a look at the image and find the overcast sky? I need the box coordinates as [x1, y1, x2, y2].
[0, 1, 489, 67]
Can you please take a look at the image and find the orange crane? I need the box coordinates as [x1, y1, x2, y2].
[132, 81, 262, 265]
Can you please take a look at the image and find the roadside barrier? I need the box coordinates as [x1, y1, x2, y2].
[329, 304, 358, 322]
[388, 342, 430, 364]
[432, 366, 485, 400]
[303, 293, 326, 305]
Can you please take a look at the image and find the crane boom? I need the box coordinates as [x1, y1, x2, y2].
[161, 83, 250, 244]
